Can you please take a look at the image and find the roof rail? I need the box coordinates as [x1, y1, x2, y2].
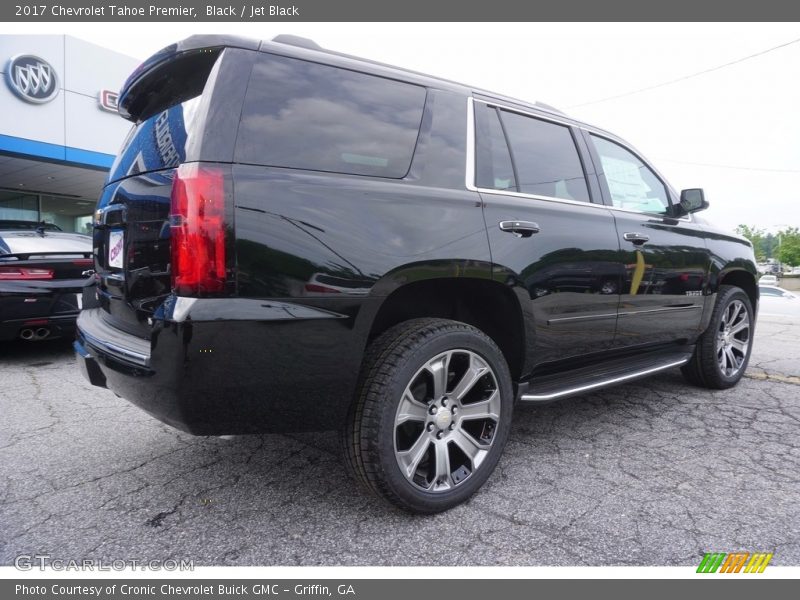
[272, 35, 322, 51]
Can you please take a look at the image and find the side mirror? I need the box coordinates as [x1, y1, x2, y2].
[679, 188, 709, 214]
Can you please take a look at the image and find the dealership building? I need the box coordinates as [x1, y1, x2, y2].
[0, 35, 138, 233]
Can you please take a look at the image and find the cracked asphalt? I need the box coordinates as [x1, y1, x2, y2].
[1, 313, 799, 566]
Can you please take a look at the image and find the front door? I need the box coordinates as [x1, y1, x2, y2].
[586, 133, 709, 347]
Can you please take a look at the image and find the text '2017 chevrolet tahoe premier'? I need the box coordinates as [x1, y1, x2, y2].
[75, 35, 758, 513]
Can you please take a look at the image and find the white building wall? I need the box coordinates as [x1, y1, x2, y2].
[0, 34, 138, 156]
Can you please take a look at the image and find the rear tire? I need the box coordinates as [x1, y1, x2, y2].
[681, 285, 754, 389]
[342, 318, 513, 514]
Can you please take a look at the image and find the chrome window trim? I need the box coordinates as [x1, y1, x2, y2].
[464, 97, 693, 223]
[465, 96, 477, 192]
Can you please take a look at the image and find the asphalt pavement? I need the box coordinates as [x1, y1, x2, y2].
[1, 313, 798, 566]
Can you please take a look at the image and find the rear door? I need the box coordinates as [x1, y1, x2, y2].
[585, 132, 709, 346]
[474, 100, 623, 367]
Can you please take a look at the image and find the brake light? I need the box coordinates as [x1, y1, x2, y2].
[169, 163, 227, 295]
[0, 266, 54, 280]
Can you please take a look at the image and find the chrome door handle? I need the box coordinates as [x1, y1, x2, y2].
[499, 220, 540, 238]
[623, 232, 650, 245]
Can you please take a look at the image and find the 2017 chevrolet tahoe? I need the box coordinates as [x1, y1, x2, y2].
[75, 35, 758, 513]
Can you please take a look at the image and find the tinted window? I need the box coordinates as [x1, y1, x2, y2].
[591, 135, 670, 214]
[236, 54, 427, 178]
[499, 111, 590, 202]
[475, 104, 516, 191]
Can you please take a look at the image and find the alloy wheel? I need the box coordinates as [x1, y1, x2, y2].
[393, 349, 500, 493]
[715, 299, 751, 377]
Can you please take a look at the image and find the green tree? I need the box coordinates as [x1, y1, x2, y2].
[735, 225, 767, 261]
[778, 227, 800, 267]
[764, 233, 777, 259]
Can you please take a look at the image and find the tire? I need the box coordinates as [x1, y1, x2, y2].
[342, 318, 514, 514]
[681, 285, 755, 389]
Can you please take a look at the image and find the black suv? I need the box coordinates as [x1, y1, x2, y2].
[75, 35, 758, 513]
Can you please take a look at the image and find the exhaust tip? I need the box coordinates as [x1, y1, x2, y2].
[20, 328, 34, 340]
[35, 327, 51, 339]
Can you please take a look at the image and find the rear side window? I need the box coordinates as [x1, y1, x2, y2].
[475, 104, 516, 191]
[499, 110, 590, 202]
[236, 54, 427, 178]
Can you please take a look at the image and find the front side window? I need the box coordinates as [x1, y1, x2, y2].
[236, 54, 427, 178]
[499, 110, 590, 202]
[591, 135, 670, 215]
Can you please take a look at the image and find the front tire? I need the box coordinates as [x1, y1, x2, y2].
[681, 285, 755, 389]
[342, 318, 513, 514]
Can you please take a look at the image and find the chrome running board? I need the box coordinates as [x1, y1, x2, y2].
[519, 351, 692, 403]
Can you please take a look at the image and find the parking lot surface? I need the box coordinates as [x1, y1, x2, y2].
[1, 314, 799, 566]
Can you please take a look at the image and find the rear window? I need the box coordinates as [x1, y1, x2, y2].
[236, 54, 427, 178]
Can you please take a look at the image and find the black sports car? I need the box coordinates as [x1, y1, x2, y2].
[0, 221, 93, 342]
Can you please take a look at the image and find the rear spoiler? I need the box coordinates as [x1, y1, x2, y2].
[117, 35, 259, 122]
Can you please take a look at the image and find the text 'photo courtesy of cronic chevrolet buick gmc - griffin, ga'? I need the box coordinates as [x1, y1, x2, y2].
[72, 35, 758, 513]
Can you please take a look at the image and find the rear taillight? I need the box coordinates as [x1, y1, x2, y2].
[169, 163, 227, 296]
[0, 266, 54, 280]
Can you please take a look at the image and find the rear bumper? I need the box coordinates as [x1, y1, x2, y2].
[75, 297, 371, 435]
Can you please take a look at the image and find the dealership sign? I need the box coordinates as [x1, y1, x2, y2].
[5, 54, 59, 103]
[98, 89, 119, 112]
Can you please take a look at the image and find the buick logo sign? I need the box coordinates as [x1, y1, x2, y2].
[5, 54, 59, 104]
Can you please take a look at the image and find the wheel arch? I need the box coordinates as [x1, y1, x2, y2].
[366, 275, 527, 381]
[718, 268, 759, 315]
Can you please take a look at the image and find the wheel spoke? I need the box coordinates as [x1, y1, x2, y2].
[458, 389, 500, 421]
[450, 353, 489, 401]
[431, 440, 452, 489]
[396, 392, 428, 425]
[731, 338, 749, 354]
[725, 347, 738, 372]
[730, 317, 750, 335]
[727, 302, 741, 327]
[451, 429, 488, 469]
[397, 432, 430, 479]
[427, 352, 451, 400]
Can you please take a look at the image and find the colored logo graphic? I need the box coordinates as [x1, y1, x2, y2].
[697, 552, 773, 573]
[5, 54, 59, 103]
